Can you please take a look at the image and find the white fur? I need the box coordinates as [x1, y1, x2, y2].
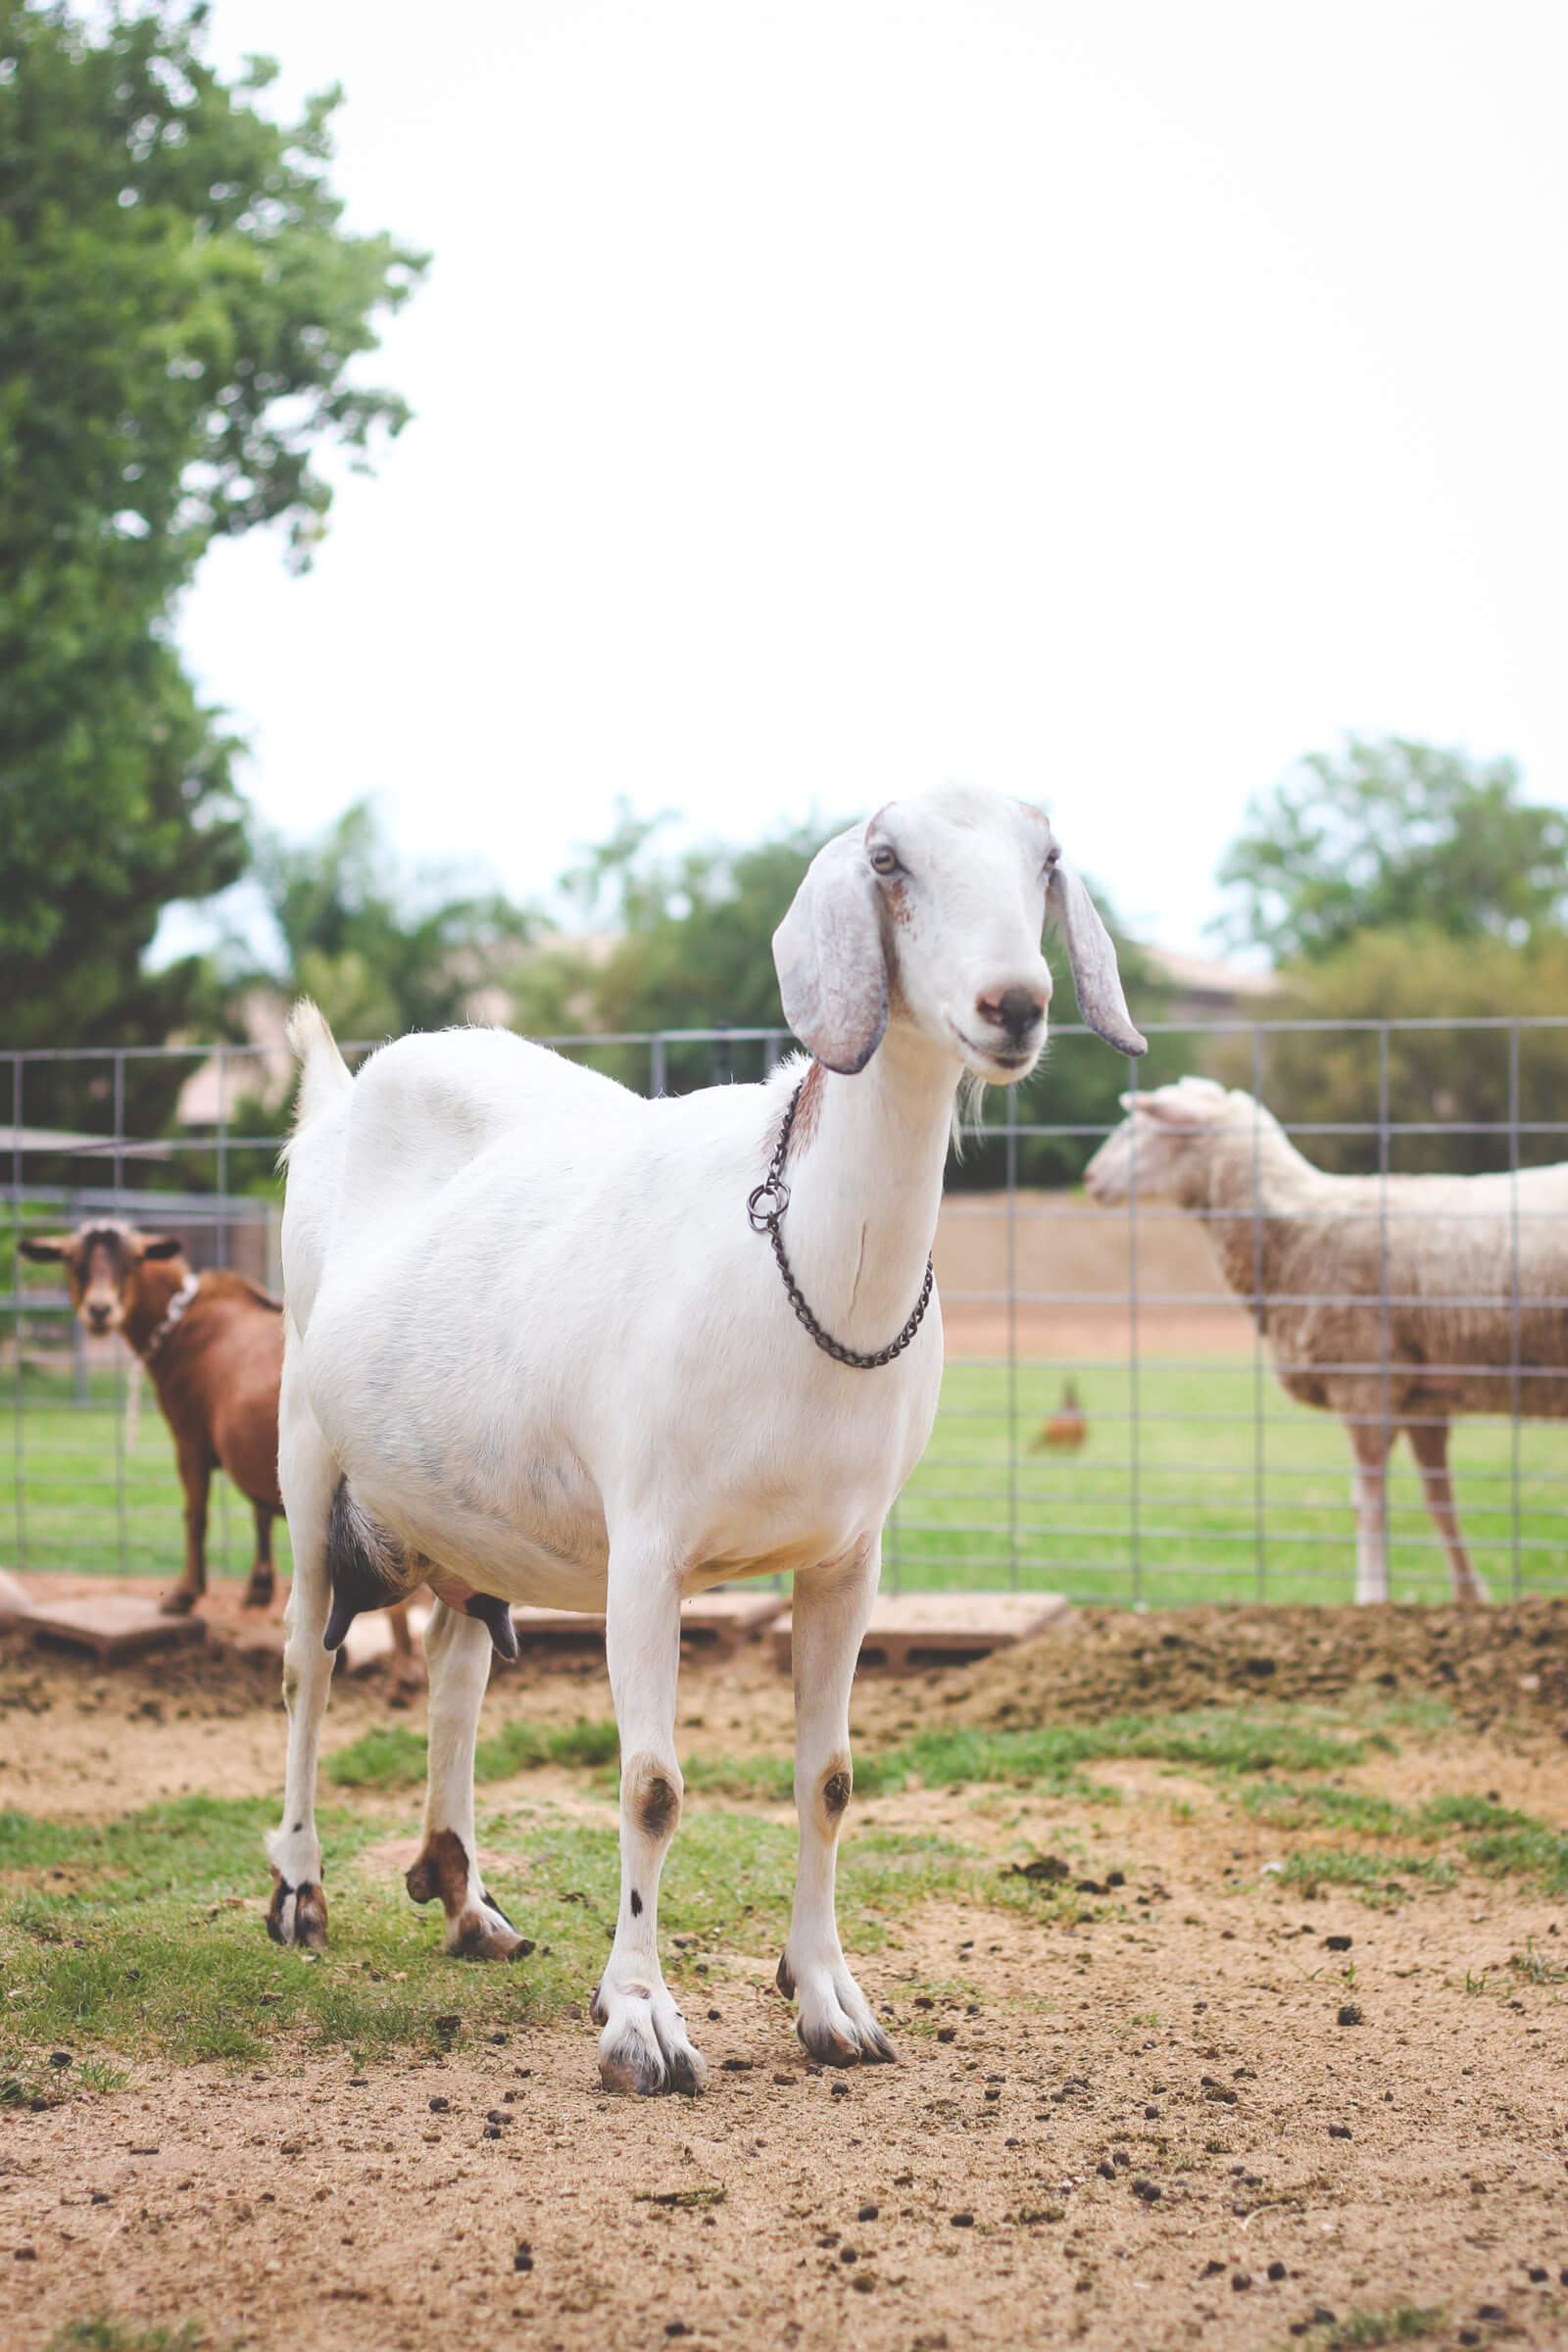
[1085, 1075, 1568, 1606]
[268, 785, 1141, 2088]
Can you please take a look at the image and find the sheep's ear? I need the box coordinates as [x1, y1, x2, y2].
[772, 829, 889, 1074]
[1047, 859, 1148, 1057]
[1135, 1082, 1221, 1129]
[138, 1235, 184, 1261]
[19, 1233, 74, 1262]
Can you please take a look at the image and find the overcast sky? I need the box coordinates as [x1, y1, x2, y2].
[176, 0, 1568, 958]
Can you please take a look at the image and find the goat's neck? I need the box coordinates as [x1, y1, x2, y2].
[121, 1260, 192, 1362]
[779, 1031, 958, 1351]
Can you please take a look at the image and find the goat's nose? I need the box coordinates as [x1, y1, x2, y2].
[86, 1306, 110, 1331]
[976, 984, 1047, 1047]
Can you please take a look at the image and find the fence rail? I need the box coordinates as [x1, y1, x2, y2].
[6, 1016, 1567, 1606]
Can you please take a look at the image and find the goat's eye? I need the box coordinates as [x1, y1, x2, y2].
[1044, 847, 1061, 876]
[869, 845, 900, 877]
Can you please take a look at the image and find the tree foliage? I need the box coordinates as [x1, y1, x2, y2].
[0, 1, 426, 1090]
[241, 801, 541, 1044]
[1208, 926, 1568, 1178]
[1214, 737, 1568, 966]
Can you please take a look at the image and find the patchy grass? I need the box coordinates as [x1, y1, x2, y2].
[1278, 1849, 1458, 1898]
[1314, 2305, 1446, 2347]
[323, 1716, 622, 1792]
[1238, 1780, 1568, 1896]
[49, 2326, 206, 2352]
[0, 1787, 985, 2084]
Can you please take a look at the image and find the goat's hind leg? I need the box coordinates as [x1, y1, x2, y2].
[266, 1333, 334, 1949]
[594, 1557, 707, 2095]
[405, 1599, 529, 1957]
[778, 1548, 893, 2067]
[1405, 1416, 1490, 1607]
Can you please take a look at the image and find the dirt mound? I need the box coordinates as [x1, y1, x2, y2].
[958, 1593, 1568, 1738]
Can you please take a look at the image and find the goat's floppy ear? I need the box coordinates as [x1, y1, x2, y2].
[138, 1235, 184, 1261]
[1048, 859, 1148, 1057]
[19, 1234, 74, 1262]
[772, 829, 889, 1075]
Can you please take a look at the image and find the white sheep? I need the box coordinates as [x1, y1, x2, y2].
[266, 786, 1145, 2092]
[1084, 1075, 1568, 1606]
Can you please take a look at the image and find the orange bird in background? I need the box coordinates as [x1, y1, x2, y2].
[1031, 1378, 1087, 1453]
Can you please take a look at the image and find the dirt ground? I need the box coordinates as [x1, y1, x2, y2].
[4, 1592, 1568, 2352]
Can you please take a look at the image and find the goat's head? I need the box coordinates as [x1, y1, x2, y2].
[1084, 1075, 1271, 1206]
[772, 786, 1146, 1081]
[20, 1222, 184, 1336]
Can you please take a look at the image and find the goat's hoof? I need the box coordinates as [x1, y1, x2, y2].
[242, 1572, 275, 1610]
[790, 1960, 897, 2067]
[267, 1867, 328, 1951]
[595, 1984, 709, 2096]
[159, 1585, 201, 1617]
[448, 1895, 533, 1963]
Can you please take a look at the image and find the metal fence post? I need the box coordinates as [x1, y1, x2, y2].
[1251, 1026, 1266, 1602]
[1377, 1023, 1392, 1596]
[1005, 1078, 1018, 1590]
[1509, 1021, 1523, 1600]
[113, 1051, 127, 1575]
[10, 1054, 24, 1572]
[1126, 1049, 1141, 1607]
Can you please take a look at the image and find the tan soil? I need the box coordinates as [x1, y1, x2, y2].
[4, 1596, 1568, 2351]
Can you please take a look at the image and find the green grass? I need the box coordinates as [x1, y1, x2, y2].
[324, 1716, 622, 1792]
[7, 1353, 1565, 1605]
[1240, 1778, 1568, 1895]
[0, 1785, 984, 2091]
[1310, 2308, 1446, 2348]
[49, 2325, 205, 2352]
[327, 1706, 1372, 1807]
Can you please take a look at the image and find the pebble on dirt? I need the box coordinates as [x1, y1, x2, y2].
[1328, 2124, 1351, 2138]
[1232, 2272, 1251, 2291]
[858, 2203, 878, 2222]
[1337, 2004, 1364, 2026]
[513, 2242, 533, 2274]
[1132, 2180, 1160, 2204]
[951, 2213, 974, 2229]
[1267, 2261, 1287, 2280]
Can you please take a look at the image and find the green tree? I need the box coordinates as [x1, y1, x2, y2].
[242, 801, 542, 1045]
[1209, 926, 1568, 1177]
[0, 2, 426, 1117]
[1214, 737, 1568, 965]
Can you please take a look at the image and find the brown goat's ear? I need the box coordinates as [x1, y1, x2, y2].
[19, 1234, 74, 1262]
[138, 1235, 184, 1261]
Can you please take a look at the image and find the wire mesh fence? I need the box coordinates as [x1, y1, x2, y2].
[5, 1016, 1566, 1605]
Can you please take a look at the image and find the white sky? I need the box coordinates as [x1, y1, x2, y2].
[173, 0, 1568, 958]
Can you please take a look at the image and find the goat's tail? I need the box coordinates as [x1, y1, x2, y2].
[286, 999, 353, 1133]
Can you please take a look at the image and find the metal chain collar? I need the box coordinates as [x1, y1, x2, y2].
[747, 1077, 935, 1370]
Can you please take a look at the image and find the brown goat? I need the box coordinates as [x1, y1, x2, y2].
[20, 1221, 422, 1690]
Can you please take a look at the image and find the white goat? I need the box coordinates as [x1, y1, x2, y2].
[1084, 1076, 1568, 1606]
[267, 786, 1145, 2092]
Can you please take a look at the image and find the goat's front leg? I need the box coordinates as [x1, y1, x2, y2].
[1404, 1417, 1490, 1607]
[594, 1554, 706, 2095]
[1348, 1413, 1394, 1604]
[244, 1500, 276, 1608]
[160, 1444, 213, 1615]
[405, 1599, 527, 1957]
[778, 1545, 894, 2067]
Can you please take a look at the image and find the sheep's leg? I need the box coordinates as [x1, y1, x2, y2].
[593, 1560, 707, 2095]
[405, 1599, 528, 1958]
[1348, 1416, 1394, 1605]
[1404, 1417, 1490, 1607]
[243, 1500, 276, 1608]
[384, 1595, 426, 1707]
[265, 1330, 335, 1950]
[160, 1446, 213, 1615]
[778, 1547, 894, 2067]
